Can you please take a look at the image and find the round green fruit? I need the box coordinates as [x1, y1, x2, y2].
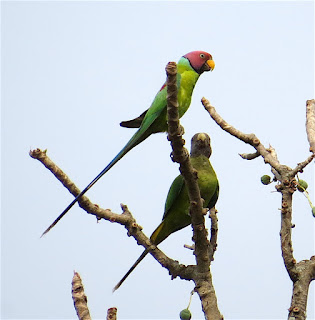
[180, 308, 192, 320]
[297, 180, 308, 192]
[312, 207, 315, 218]
[261, 175, 271, 185]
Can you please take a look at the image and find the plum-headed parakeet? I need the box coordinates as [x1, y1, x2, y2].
[42, 51, 215, 236]
[113, 132, 219, 291]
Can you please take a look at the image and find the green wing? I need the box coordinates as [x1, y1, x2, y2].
[163, 174, 185, 220]
[136, 73, 182, 134]
[206, 183, 219, 210]
[150, 174, 189, 245]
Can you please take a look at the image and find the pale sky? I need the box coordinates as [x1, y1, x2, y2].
[1, 1, 315, 319]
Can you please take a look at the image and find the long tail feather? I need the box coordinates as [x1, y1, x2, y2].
[113, 249, 149, 292]
[41, 130, 149, 237]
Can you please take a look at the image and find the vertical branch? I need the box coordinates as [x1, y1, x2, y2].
[209, 208, 219, 262]
[288, 261, 315, 320]
[166, 62, 187, 162]
[165, 63, 222, 320]
[106, 307, 117, 320]
[72, 271, 91, 320]
[279, 189, 298, 280]
[306, 99, 315, 153]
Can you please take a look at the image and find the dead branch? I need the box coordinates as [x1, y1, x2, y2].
[292, 153, 315, 177]
[30, 149, 195, 281]
[208, 208, 218, 263]
[267, 145, 282, 181]
[202, 97, 283, 173]
[239, 151, 260, 160]
[72, 271, 91, 320]
[202, 97, 315, 320]
[306, 99, 315, 153]
[106, 307, 117, 320]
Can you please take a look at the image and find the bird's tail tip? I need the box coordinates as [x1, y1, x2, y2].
[112, 283, 121, 293]
[40, 228, 50, 238]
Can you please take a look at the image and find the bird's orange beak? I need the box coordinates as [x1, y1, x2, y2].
[207, 59, 215, 71]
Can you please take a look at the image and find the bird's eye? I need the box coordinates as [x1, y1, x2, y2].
[200, 53, 205, 59]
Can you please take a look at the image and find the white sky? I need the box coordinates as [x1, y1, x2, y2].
[1, 1, 314, 319]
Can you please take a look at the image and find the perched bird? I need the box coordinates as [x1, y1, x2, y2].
[42, 51, 215, 236]
[113, 133, 219, 291]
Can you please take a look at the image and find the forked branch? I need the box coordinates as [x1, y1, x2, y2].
[202, 97, 315, 320]
[30, 148, 195, 282]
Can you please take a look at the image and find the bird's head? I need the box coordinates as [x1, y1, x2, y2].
[183, 51, 215, 74]
[190, 133, 212, 158]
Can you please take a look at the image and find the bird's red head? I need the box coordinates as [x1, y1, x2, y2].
[183, 51, 215, 74]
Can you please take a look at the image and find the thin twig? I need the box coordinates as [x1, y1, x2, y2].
[184, 244, 195, 251]
[266, 145, 282, 181]
[291, 153, 315, 177]
[239, 151, 260, 160]
[306, 99, 315, 153]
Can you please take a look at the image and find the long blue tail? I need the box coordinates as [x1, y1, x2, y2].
[41, 129, 149, 237]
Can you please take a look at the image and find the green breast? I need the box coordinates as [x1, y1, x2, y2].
[177, 70, 200, 118]
[147, 62, 200, 134]
[191, 156, 219, 207]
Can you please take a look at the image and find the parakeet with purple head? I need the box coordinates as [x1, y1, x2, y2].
[42, 51, 215, 236]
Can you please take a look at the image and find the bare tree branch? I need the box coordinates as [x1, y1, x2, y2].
[106, 307, 117, 320]
[183, 207, 219, 262]
[288, 258, 315, 320]
[201, 97, 283, 173]
[30, 148, 118, 223]
[30, 149, 195, 282]
[239, 151, 260, 160]
[72, 273, 120, 320]
[266, 145, 282, 181]
[279, 189, 298, 280]
[291, 153, 315, 177]
[166, 63, 222, 320]
[306, 99, 315, 153]
[72, 271, 91, 320]
[208, 208, 218, 263]
[202, 96, 315, 320]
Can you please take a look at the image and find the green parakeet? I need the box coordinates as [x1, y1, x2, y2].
[113, 133, 219, 291]
[42, 51, 215, 236]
